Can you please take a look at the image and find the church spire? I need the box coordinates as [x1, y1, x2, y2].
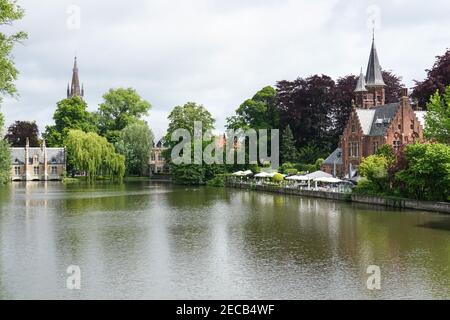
[365, 35, 385, 87]
[67, 56, 84, 98]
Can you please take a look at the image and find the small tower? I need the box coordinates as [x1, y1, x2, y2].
[354, 67, 368, 108]
[365, 34, 386, 107]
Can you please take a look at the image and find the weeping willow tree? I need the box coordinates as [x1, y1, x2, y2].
[66, 130, 125, 182]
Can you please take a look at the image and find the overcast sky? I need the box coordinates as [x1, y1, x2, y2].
[2, 0, 450, 139]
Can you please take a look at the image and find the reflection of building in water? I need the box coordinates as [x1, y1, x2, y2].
[10, 138, 66, 181]
[149, 140, 170, 174]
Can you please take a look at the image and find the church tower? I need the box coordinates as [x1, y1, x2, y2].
[67, 57, 84, 99]
[354, 35, 386, 108]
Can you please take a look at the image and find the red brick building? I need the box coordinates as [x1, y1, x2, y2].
[321, 38, 426, 178]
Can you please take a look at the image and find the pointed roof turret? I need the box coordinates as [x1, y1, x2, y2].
[67, 56, 84, 98]
[365, 35, 385, 87]
[354, 67, 368, 92]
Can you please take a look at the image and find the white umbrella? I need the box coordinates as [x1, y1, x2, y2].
[242, 170, 253, 176]
[286, 175, 309, 181]
[314, 177, 343, 183]
[304, 170, 333, 180]
[232, 171, 244, 176]
[255, 172, 271, 178]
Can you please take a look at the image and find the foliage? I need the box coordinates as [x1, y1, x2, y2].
[97, 88, 151, 143]
[285, 168, 298, 176]
[271, 173, 284, 183]
[281, 125, 297, 164]
[297, 143, 324, 164]
[165, 102, 215, 147]
[226, 86, 279, 130]
[0, 0, 27, 103]
[164, 102, 216, 185]
[294, 163, 317, 173]
[280, 162, 294, 174]
[65, 130, 125, 183]
[376, 144, 396, 166]
[0, 139, 10, 184]
[206, 174, 229, 187]
[44, 97, 97, 147]
[412, 48, 450, 109]
[357, 155, 389, 193]
[4, 120, 39, 146]
[115, 122, 154, 176]
[424, 86, 450, 144]
[315, 158, 324, 170]
[395, 143, 450, 201]
[170, 163, 207, 185]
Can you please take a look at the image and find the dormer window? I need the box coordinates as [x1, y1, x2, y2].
[351, 125, 356, 133]
[33, 155, 39, 164]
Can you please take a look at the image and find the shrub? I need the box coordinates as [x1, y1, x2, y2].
[285, 168, 298, 176]
[272, 173, 284, 183]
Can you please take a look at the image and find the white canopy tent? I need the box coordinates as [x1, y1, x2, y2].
[313, 177, 343, 183]
[254, 172, 273, 178]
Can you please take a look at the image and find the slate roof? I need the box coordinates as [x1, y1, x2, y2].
[354, 68, 368, 92]
[10, 148, 66, 165]
[365, 38, 386, 87]
[356, 109, 376, 134]
[369, 103, 400, 136]
[323, 148, 343, 165]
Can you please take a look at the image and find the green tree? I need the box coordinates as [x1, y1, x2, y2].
[97, 88, 151, 143]
[165, 102, 215, 144]
[65, 130, 125, 183]
[424, 86, 450, 144]
[0, 0, 27, 102]
[0, 0, 26, 184]
[44, 97, 97, 147]
[164, 102, 216, 185]
[115, 122, 154, 176]
[376, 144, 396, 165]
[0, 139, 10, 184]
[356, 155, 389, 194]
[226, 86, 279, 130]
[280, 125, 297, 163]
[396, 143, 450, 201]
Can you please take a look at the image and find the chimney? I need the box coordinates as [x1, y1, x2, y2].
[401, 88, 408, 98]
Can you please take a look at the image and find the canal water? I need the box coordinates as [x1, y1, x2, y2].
[0, 181, 449, 299]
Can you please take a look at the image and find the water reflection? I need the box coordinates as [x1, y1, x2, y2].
[0, 182, 449, 299]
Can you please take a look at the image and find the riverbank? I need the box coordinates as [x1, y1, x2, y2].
[226, 182, 450, 214]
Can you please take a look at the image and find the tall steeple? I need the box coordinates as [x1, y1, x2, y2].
[363, 33, 386, 107]
[67, 56, 84, 99]
[365, 34, 385, 87]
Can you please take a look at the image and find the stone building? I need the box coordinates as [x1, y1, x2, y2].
[10, 138, 66, 181]
[321, 37, 426, 178]
[149, 140, 169, 174]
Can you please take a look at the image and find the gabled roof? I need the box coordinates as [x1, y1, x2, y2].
[369, 103, 400, 136]
[356, 109, 376, 134]
[10, 148, 66, 165]
[365, 38, 386, 87]
[355, 103, 400, 137]
[322, 148, 342, 165]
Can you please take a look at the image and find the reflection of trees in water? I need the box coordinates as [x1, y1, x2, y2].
[164, 186, 231, 210]
[237, 191, 450, 297]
